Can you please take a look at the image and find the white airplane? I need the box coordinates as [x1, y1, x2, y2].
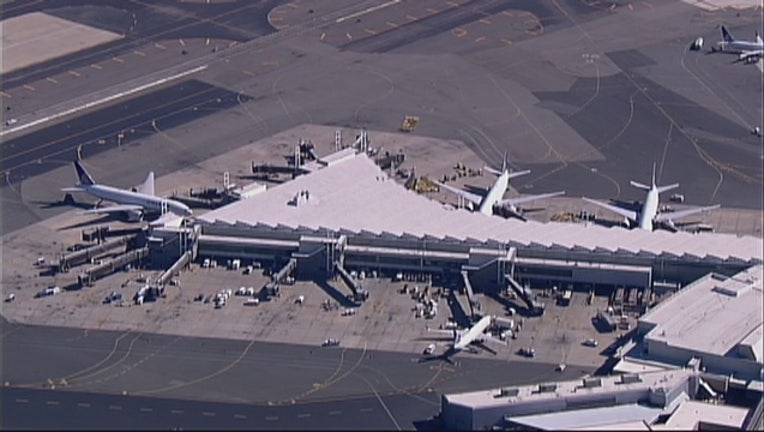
[714, 25, 763, 64]
[436, 153, 565, 220]
[583, 163, 719, 232]
[422, 315, 505, 362]
[61, 160, 193, 221]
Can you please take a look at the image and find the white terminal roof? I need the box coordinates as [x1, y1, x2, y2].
[640, 265, 763, 360]
[198, 152, 763, 264]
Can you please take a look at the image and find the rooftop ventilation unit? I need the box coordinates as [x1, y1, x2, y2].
[583, 378, 602, 388]
[495, 388, 520, 398]
[620, 374, 642, 384]
[538, 383, 557, 393]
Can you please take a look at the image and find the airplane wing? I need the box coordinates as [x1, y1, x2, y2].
[435, 181, 483, 205]
[81, 204, 144, 215]
[483, 166, 502, 177]
[481, 333, 508, 346]
[426, 326, 462, 336]
[499, 191, 565, 207]
[583, 197, 637, 221]
[654, 205, 720, 222]
[427, 328, 459, 336]
[470, 341, 497, 355]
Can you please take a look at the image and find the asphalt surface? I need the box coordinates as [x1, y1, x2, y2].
[2, 0, 761, 234]
[2, 387, 440, 431]
[1, 317, 592, 430]
[1, 0, 279, 87]
[1, 79, 250, 234]
[2, 0, 763, 429]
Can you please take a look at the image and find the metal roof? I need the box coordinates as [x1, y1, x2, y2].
[509, 403, 666, 431]
[640, 265, 763, 359]
[198, 152, 763, 264]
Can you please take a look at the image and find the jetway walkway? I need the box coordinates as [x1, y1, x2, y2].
[262, 258, 297, 299]
[505, 274, 545, 316]
[446, 288, 472, 327]
[58, 235, 136, 272]
[155, 251, 192, 287]
[78, 247, 149, 286]
[335, 261, 369, 304]
[461, 270, 482, 319]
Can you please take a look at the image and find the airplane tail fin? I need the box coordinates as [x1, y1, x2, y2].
[629, 162, 656, 191]
[756, 32, 762, 45]
[137, 172, 156, 196]
[721, 25, 735, 43]
[74, 161, 96, 186]
[501, 150, 508, 173]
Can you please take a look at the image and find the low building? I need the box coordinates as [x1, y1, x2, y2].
[637, 265, 763, 381]
[441, 367, 756, 430]
[442, 368, 697, 430]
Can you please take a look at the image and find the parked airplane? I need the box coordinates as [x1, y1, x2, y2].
[714, 25, 763, 64]
[436, 153, 564, 220]
[583, 163, 719, 232]
[421, 315, 506, 363]
[61, 160, 193, 221]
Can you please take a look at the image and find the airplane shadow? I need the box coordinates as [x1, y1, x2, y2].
[417, 346, 459, 365]
[517, 206, 545, 215]
[608, 199, 642, 212]
[462, 184, 489, 196]
[29, 197, 93, 211]
[589, 218, 625, 229]
[314, 279, 357, 308]
[236, 174, 285, 185]
[484, 292, 533, 318]
[56, 214, 122, 231]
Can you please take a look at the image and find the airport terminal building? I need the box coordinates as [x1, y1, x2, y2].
[147, 150, 763, 300]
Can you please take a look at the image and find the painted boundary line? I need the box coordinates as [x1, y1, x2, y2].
[0, 0, 395, 139]
[335, 0, 401, 23]
[0, 65, 208, 138]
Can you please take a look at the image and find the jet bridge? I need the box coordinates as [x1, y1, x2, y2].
[334, 261, 369, 305]
[460, 270, 482, 320]
[58, 235, 136, 272]
[262, 257, 297, 299]
[77, 247, 149, 286]
[505, 274, 545, 316]
[155, 250, 192, 287]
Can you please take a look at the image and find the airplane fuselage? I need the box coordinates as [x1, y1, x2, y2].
[718, 40, 763, 53]
[479, 172, 510, 215]
[78, 184, 192, 216]
[637, 188, 661, 231]
[453, 315, 493, 351]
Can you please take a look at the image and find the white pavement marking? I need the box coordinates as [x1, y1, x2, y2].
[336, 0, 401, 23]
[0, 65, 208, 138]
